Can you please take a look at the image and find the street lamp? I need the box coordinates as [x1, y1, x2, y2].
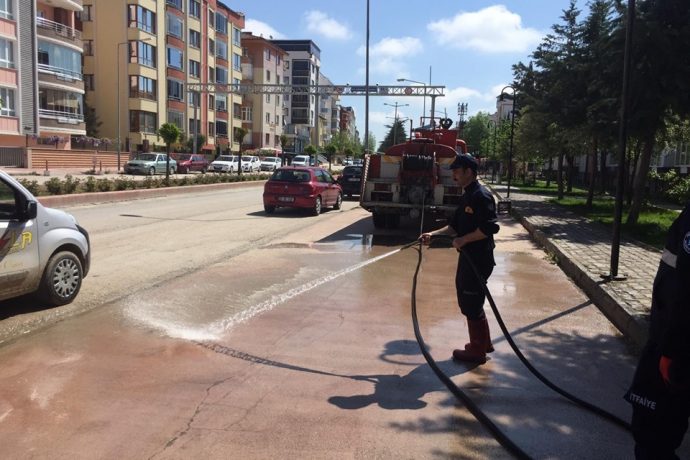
[397, 77, 426, 125]
[383, 101, 408, 145]
[499, 85, 517, 199]
[117, 38, 151, 173]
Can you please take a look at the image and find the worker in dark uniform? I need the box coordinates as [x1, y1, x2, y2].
[625, 203, 690, 459]
[420, 154, 500, 364]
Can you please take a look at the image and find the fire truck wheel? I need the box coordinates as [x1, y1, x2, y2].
[385, 214, 400, 229]
[373, 212, 386, 228]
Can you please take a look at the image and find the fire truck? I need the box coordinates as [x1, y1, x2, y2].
[360, 118, 467, 229]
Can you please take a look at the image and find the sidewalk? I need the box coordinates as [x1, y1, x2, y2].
[488, 182, 656, 349]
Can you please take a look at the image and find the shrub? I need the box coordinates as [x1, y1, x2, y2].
[113, 178, 134, 191]
[84, 176, 97, 192]
[18, 179, 40, 196]
[96, 178, 112, 192]
[63, 175, 81, 194]
[45, 177, 63, 195]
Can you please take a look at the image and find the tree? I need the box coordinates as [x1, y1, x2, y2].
[378, 119, 408, 152]
[185, 134, 207, 153]
[234, 127, 248, 175]
[279, 134, 290, 165]
[158, 123, 181, 185]
[363, 132, 376, 155]
[84, 97, 102, 138]
[304, 144, 317, 165]
[463, 112, 491, 157]
[324, 144, 336, 170]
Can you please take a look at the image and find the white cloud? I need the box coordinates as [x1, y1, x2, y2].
[356, 37, 423, 77]
[305, 11, 352, 40]
[427, 5, 543, 53]
[243, 19, 284, 39]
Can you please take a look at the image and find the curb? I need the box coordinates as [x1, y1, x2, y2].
[37, 180, 266, 208]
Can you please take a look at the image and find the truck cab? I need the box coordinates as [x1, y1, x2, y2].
[0, 170, 90, 305]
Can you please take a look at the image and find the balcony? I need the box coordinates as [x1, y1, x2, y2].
[36, 17, 83, 46]
[41, 0, 83, 12]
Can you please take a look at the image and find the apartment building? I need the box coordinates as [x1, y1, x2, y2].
[317, 73, 339, 148]
[339, 106, 356, 141]
[0, 0, 86, 148]
[81, 0, 244, 155]
[239, 32, 286, 152]
[271, 39, 320, 153]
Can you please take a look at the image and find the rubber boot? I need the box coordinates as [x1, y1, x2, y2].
[453, 318, 488, 364]
[463, 317, 494, 353]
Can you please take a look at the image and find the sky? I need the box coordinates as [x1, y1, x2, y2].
[227, 0, 588, 148]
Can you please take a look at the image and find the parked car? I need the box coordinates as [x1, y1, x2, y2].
[343, 157, 354, 166]
[337, 165, 363, 198]
[209, 155, 238, 173]
[263, 166, 343, 216]
[260, 157, 282, 172]
[0, 170, 90, 305]
[353, 158, 364, 166]
[176, 153, 209, 174]
[241, 155, 261, 172]
[124, 153, 177, 175]
[291, 155, 310, 166]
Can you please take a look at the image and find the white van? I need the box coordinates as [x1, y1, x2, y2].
[292, 155, 310, 166]
[0, 170, 90, 305]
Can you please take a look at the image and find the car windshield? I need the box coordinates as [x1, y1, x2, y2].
[134, 153, 157, 161]
[271, 169, 311, 182]
[343, 166, 362, 176]
[177, 154, 192, 161]
[216, 155, 236, 162]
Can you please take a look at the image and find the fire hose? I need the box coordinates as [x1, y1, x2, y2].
[402, 213, 631, 458]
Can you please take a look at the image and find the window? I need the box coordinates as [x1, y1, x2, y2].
[84, 74, 94, 91]
[264, 49, 271, 61]
[216, 120, 228, 138]
[216, 41, 227, 60]
[265, 94, 270, 103]
[234, 103, 243, 120]
[83, 40, 93, 56]
[285, 61, 290, 69]
[265, 112, 270, 123]
[233, 28, 241, 46]
[0, 39, 13, 68]
[39, 88, 83, 120]
[167, 46, 183, 70]
[233, 77, 241, 87]
[266, 70, 271, 82]
[77, 5, 92, 21]
[166, 0, 182, 9]
[0, 87, 15, 116]
[208, 94, 214, 111]
[130, 40, 156, 68]
[130, 75, 156, 100]
[216, 66, 228, 84]
[188, 91, 201, 107]
[208, 39, 215, 55]
[130, 110, 157, 133]
[128, 5, 156, 34]
[216, 94, 227, 112]
[208, 122, 215, 137]
[208, 66, 215, 83]
[168, 110, 184, 130]
[265, 133, 270, 144]
[189, 29, 201, 48]
[241, 106, 252, 121]
[188, 0, 200, 18]
[166, 13, 183, 38]
[189, 59, 200, 78]
[167, 78, 184, 101]
[37, 41, 82, 79]
[232, 53, 241, 71]
[283, 76, 290, 85]
[188, 118, 201, 135]
[275, 114, 280, 124]
[215, 13, 227, 34]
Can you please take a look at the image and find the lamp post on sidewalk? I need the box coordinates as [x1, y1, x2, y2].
[499, 86, 517, 199]
[487, 119, 497, 183]
[397, 77, 427, 125]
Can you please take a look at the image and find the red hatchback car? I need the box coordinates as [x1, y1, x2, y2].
[176, 154, 209, 173]
[263, 166, 343, 215]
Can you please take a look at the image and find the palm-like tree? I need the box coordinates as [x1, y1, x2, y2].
[158, 123, 181, 185]
[234, 126, 248, 175]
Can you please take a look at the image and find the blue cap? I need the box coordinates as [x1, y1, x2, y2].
[449, 154, 478, 172]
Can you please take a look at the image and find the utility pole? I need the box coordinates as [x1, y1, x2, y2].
[383, 101, 409, 145]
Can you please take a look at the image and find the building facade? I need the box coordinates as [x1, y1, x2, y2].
[339, 106, 356, 141]
[317, 73, 339, 149]
[271, 39, 320, 153]
[81, 0, 244, 155]
[240, 32, 286, 152]
[0, 0, 86, 149]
